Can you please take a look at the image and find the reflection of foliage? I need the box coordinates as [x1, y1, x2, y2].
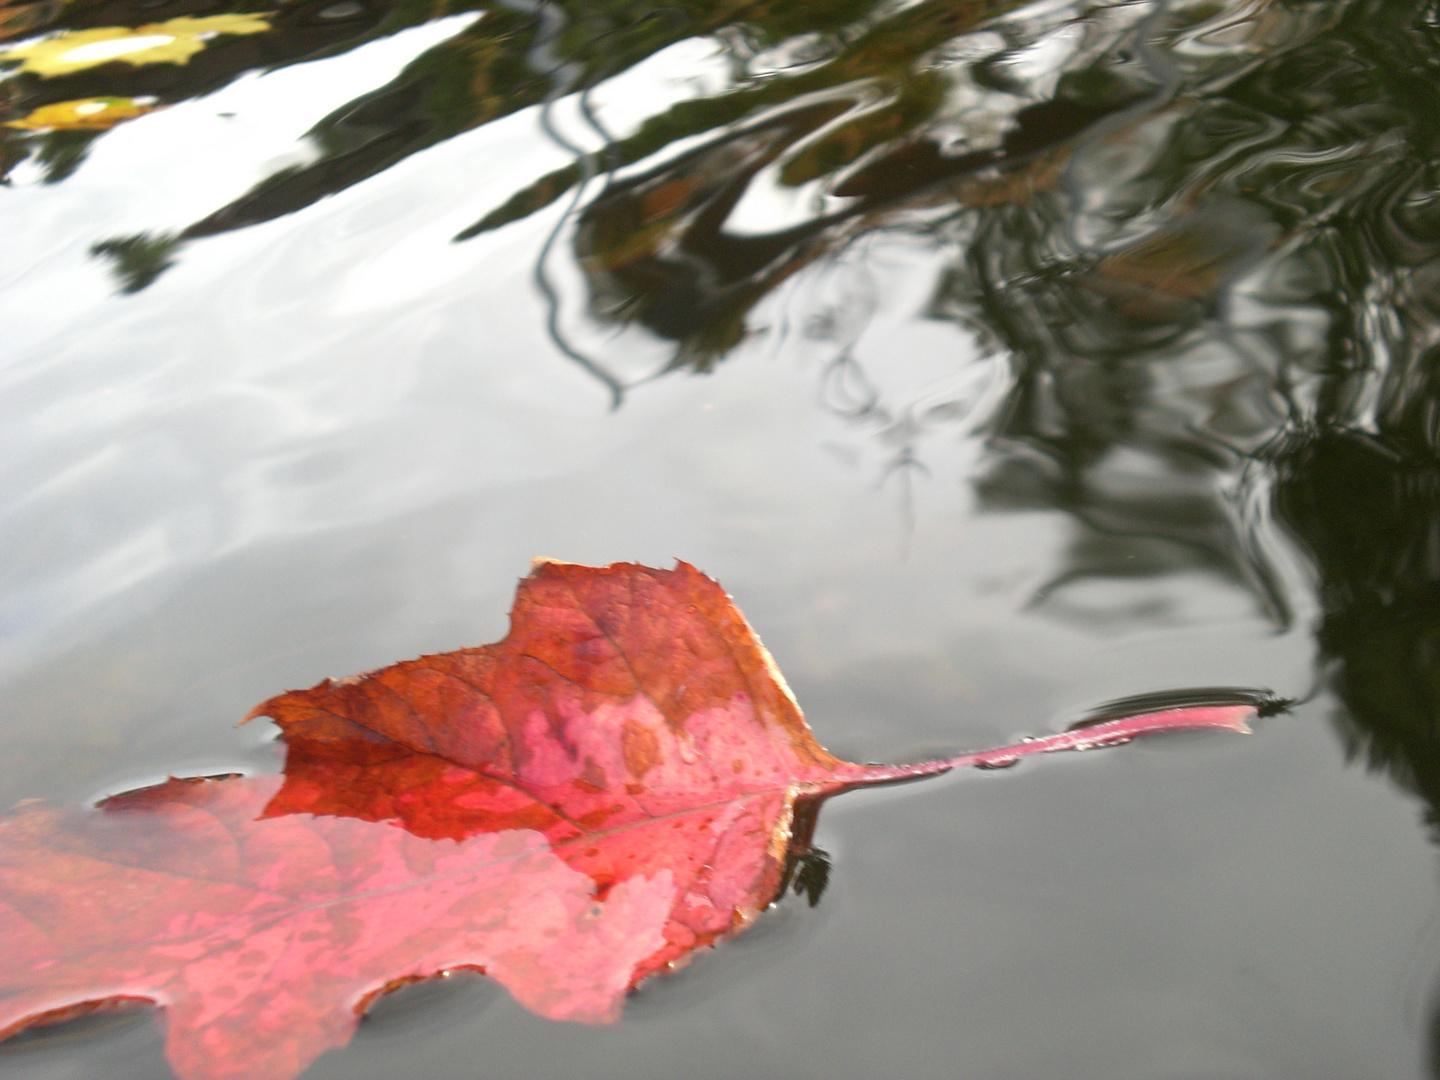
[457, 0, 1044, 240]
[912, 0, 1440, 865]
[5, 95, 157, 129]
[26, 0, 1049, 276]
[178, 0, 1040, 249]
[1, 0, 398, 182]
[959, 188, 1291, 623]
[0, 14, 274, 75]
[895, 2, 1440, 893]
[559, 63, 1145, 375]
[1274, 431, 1440, 827]
[29, 126, 103, 181]
[90, 231, 179, 291]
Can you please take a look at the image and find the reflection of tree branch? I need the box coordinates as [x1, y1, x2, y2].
[495, 0, 1167, 479]
[534, 76, 626, 406]
[456, 0, 1039, 240]
[806, 268, 989, 547]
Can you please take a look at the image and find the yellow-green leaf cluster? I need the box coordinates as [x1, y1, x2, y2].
[0, 14, 270, 77]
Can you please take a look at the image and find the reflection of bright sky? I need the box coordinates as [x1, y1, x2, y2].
[0, 28, 754, 679]
[61, 35, 178, 63]
[583, 37, 733, 143]
[0, 3, 1304, 685]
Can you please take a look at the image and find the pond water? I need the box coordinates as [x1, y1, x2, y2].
[5, 0, 1440, 1076]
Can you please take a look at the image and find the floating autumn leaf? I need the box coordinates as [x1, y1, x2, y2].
[0, 560, 1259, 1080]
[0, 15, 271, 77]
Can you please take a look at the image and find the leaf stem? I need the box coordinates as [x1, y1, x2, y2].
[832, 705, 1256, 790]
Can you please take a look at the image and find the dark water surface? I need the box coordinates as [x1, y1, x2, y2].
[6, 0, 1440, 1076]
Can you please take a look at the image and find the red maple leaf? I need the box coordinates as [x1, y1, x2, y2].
[0, 560, 1255, 1080]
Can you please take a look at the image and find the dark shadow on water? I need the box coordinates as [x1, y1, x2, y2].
[0, 1001, 153, 1052]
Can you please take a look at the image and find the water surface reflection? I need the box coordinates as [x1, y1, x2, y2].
[7, 0, 1440, 1076]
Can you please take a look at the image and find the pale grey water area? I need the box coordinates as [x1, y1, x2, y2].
[5, 0, 1440, 1076]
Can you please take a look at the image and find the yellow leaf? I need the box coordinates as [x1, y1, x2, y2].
[5, 95, 158, 129]
[0, 14, 271, 76]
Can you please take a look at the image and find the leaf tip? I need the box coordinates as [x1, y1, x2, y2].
[237, 702, 271, 727]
